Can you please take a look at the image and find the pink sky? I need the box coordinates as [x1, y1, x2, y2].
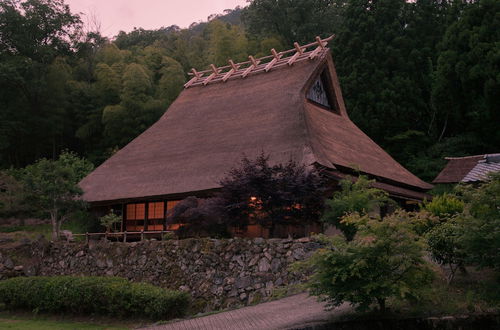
[66, 0, 248, 38]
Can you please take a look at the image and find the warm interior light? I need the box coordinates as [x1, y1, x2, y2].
[250, 196, 257, 201]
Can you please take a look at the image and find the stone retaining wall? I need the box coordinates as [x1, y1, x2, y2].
[0, 237, 320, 311]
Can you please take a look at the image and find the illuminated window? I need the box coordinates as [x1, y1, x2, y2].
[126, 203, 145, 231]
[166, 200, 180, 214]
[147, 202, 165, 231]
[166, 200, 181, 230]
[148, 202, 164, 219]
[126, 203, 146, 220]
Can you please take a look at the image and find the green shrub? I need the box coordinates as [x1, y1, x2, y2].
[457, 173, 500, 271]
[322, 175, 393, 241]
[99, 209, 121, 232]
[406, 210, 441, 235]
[426, 219, 466, 283]
[302, 211, 435, 312]
[423, 194, 464, 218]
[0, 276, 189, 320]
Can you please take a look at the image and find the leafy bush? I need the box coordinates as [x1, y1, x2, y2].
[457, 173, 500, 271]
[218, 153, 325, 237]
[167, 196, 229, 238]
[0, 171, 29, 218]
[426, 219, 466, 283]
[322, 176, 392, 240]
[423, 194, 464, 218]
[405, 210, 441, 236]
[169, 154, 325, 238]
[303, 211, 434, 312]
[99, 209, 121, 232]
[0, 276, 189, 320]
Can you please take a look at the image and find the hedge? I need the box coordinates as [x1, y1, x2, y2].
[0, 276, 189, 320]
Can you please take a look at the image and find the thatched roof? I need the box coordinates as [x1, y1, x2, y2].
[433, 154, 500, 183]
[80, 39, 431, 204]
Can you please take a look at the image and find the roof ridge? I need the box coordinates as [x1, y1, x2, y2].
[184, 35, 335, 88]
[444, 154, 487, 160]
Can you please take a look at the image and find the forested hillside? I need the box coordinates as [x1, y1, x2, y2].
[0, 0, 498, 182]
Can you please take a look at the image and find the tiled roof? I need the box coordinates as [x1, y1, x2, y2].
[462, 154, 500, 182]
[433, 154, 500, 183]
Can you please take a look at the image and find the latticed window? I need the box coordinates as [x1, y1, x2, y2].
[166, 200, 181, 230]
[307, 76, 331, 108]
[147, 201, 165, 231]
[306, 69, 339, 113]
[126, 203, 146, 231]
[148, 202, 164, 219]
[126, 203, 145, 220]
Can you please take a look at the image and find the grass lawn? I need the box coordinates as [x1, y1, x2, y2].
[0, 318, 127, 330]
[0, 218, 92, 244]
[0, 312, 135, 330]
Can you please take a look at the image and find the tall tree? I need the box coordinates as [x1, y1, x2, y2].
[241, 0, 340, 45]
[0, 0, 82, 167]
[22, 151, 93, 240]
[206, 20, 249, 65]
[432, 0, 500, 149]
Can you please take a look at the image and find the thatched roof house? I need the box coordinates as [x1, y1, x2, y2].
[80, 36, 432, 233]
[433, 154, 500, 184]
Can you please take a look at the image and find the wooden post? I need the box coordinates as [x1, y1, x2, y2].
[316, 36, 325, 49]
[85, 232, 89, 245]
[184, 68, 202, 88]
[222, 59, 239, 82]
[123, 231, 127, 243]
[202, 64, 220, 85]
[265, 49, 282, 72]
[121, 203, 124, 232]
[141, 230, 145, 241]
[242, 55, 260, 78]
[287, 42, 304, 66]
[308, 36, 327, 60]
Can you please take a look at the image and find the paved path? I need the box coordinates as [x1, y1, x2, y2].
[146, 293, 351, 330]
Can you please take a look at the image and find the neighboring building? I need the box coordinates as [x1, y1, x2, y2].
[433, 154, 500, 184]
[79, 36, 432, 237]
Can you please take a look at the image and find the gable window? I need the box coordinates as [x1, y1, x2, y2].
[308, 75, 330, 107]
[306, 69, 339, 113]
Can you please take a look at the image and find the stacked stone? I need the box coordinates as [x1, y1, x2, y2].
[0, 237, 321, 312]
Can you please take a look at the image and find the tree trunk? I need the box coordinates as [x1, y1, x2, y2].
[51, 212, 59, 241]
[57, 219, 62, 239]
[438, 113, 448, 142]
[377, 298, 386, 313]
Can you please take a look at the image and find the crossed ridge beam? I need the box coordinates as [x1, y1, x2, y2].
[184, 35, 334, 88]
